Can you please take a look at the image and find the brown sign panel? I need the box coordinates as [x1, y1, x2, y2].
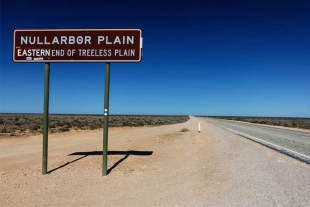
[13, 29, 142, 63]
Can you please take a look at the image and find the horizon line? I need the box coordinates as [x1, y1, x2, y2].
[0, 112, 309, 119]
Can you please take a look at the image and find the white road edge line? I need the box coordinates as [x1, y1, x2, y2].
[223, 127, 310, 161]
[302, 136, 310, 139]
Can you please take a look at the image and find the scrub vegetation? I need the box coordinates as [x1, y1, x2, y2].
[180, 128, 189, 132]
[0, 114, 189, 138]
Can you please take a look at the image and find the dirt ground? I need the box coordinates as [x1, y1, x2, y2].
[1, 117, 310, 207]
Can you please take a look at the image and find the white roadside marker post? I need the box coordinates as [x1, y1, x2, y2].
[198, 122, 201, 133]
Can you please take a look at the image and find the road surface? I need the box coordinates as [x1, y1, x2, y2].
[198, 117, 310, 163]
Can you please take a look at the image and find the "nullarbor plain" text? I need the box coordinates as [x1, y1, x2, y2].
[20, 36, 135, 45]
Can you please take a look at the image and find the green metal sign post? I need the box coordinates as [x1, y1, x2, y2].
[42, 63, 50, 175]
[103, 63, 111, 176]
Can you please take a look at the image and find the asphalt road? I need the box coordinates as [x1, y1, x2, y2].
[198, 117, 310, 163]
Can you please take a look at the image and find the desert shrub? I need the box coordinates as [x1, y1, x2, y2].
[7, 128, 15, 133]
[181, 128, 189, 132]
[145, 120, 152, 125]
[18, 118, 25, 123]
[0, 127, 7, 133]
[72, 119, 82, 127]
[64, 122, 72, 128]
[122, 121, 132, 127]
[57, 122, 64, 127]
[89, 125, 96, 130]
[59, 127, 70, 132]
[49, 123, 56, 128]
[30, 124, 40, 132]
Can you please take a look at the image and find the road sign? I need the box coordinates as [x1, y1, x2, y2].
[13, 28, 143, 176]
[13, 29, 142, 62]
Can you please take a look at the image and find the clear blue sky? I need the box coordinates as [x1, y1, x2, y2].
[1, 0, 310, 117]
